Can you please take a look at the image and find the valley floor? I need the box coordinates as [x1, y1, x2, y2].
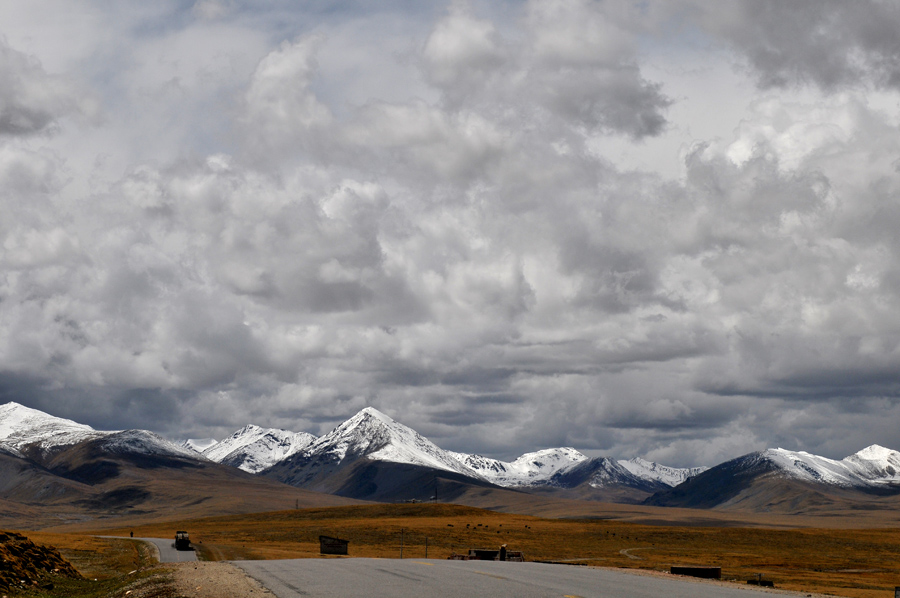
[38, 502, 900, 598]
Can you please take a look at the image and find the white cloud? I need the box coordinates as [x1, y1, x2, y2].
[3, 1, 900, 465]
[243, 36, 332, 153]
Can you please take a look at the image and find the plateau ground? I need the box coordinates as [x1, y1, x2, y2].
[29, 503, 900, 598]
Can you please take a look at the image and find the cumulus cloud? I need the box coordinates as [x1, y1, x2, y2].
[0, 39, 80, 136]
[2, 1, 900, 466]
[695, 0, 900, 91]
[242, 36, 332, 153]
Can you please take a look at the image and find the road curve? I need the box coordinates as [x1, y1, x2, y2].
[234, 559, 789, 598]
[117, 537, 198, 563]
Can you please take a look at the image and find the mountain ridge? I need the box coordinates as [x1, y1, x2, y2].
[6, 401, 900, 515]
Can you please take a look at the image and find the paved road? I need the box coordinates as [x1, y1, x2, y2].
[234, 559, 782, 598]
[131, 537, 198, 563]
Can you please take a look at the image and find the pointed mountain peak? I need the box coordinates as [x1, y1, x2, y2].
[852, 444, 896, 460]
[355, 406, 393, 422]
[301, 407, 474, 476]
[202, 423, 317, 473]
[232, 424, 264, 437]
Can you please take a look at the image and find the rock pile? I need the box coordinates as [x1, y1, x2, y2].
[0, 531, 82, 591]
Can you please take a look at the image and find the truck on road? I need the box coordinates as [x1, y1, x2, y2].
[174, 531, 191, 551]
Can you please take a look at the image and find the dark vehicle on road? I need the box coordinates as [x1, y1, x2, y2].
[174, 531, 191, 551]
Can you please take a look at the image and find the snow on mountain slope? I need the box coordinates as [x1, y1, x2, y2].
[97, 429, 200, 459]
[620, 457, 707, 487]
[843, 445, 900, 485]
[0, 441, 24, 459]
[182, 438, 218, 453]
[0, 402, 197, 460]
[0, 402, 101, 452]
[203, 425, 316, 473]
[449, 447, 588, 487]
[298, 407, 476, 476]
[764, 445, 900, 487]
[581, 458, 649, 489]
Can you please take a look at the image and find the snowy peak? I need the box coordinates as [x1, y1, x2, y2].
[301, 407, 475, 476]
[450, 447, 588, 487]
[203, 424, 316, 474]
[0, 402, 200, 462]
[182, 438, 218, 453]
[853, 444, 896, 461]
[0, 402, 100, 452]
[513, 447, 589, 476]
[97, 429, 199, 459]
[620, 457, 707, 487]
[203, 425, 266, 462]
[447, 449, 699, 490]
[762, 446, 900, 488]
[544, 455, 706, 492]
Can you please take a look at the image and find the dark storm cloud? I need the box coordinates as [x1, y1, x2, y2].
[698, 0, 900, 91]
[0, 371, 192, 433]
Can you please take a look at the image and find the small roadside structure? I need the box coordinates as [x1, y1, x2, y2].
[319, 535, 349, 555]
[670, 566, 721, 579]
[448, 546, 525, 562]
[747, 573, 774, 587]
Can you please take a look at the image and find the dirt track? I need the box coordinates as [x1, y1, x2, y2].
[169, 561, 275, 597]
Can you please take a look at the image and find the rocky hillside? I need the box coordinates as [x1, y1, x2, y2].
[0, 531, 82, 592]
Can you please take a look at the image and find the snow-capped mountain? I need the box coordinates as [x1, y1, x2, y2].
[548, 457, 663, 491]
[296, 407, 476, 477]
[620, 457, 707, 487]
[0, 402, 101, 453]
[449, 447, 588, 487]
[261, 406, 707, 504]
[182, 438, 218, 453]
[646, 444, 900, 512]
[262, 406, 496, 498]
[761, 445, 900, 488]
[202, 425, 316, 473]
[0, 402, 195, 460]
[11, 399, 900, 515]
[94, 429, 199, 460]
[0, 403, 708, 493]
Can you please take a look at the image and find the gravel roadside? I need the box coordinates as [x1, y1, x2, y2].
[168, 561, 276, 597]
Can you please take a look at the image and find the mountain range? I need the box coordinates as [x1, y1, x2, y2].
[2, 400, 900, 527]
[0, 402, 356, 529]
[645, 445, 900, 512]
[179, 405, 900, 512]
[182, 406, 707, 503]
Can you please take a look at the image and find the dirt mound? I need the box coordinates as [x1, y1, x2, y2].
[0, 530, 82, 591]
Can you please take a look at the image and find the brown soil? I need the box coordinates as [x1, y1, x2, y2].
[0, 530, 81, 593]
[168, 561, 274, 597]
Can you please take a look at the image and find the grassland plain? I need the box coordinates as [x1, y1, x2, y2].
[33, 503, 895, 598]
[6, 534, 181, 598]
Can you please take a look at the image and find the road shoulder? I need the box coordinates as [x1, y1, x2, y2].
[169, 561, 276, 597]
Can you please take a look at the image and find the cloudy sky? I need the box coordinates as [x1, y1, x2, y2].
[2, 0, 900, 467]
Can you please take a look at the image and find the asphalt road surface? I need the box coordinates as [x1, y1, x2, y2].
[234, 559, 783, 598]
[133, 537, 198, 563]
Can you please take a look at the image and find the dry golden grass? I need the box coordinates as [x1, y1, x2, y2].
[52, 503, 899, 598]
[24, 533, 158, 580]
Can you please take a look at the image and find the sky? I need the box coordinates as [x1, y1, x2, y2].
[2, 0, 900, 467]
